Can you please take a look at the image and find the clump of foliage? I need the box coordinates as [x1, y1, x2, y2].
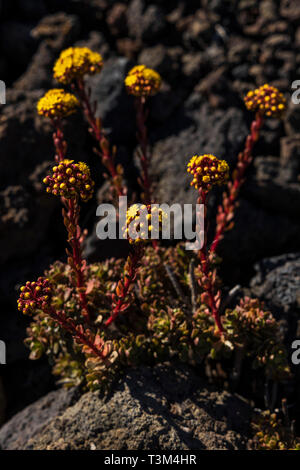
[24, 246, 289, 390]
[19, 47, 289, 406]
[251, 402, 300, 450]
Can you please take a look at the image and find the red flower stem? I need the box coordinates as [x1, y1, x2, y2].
[74, 78, 125, 197]
[135, 97, 152, 205]
[210, 112, 264, 254]
[52, 119, 67, 162]
[66, 198, 90, 324]
[48, 119, 91, 324]
[49, 120, 90, 322]
[45, 306, 104, 359]
[105, 246, 144, 327]
[198, 189, 223, 334]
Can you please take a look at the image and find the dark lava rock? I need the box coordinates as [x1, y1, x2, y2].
[5, 0, 48, 21]
[0, 89, 52, 188]
[127, 0, 167, 42]
[87, 57, 136, 144]
[107, 2, 128, 37]
[280, 135, 300, 178]
[0, 21, 37, 71]
[0, 387, 79, 450]
[151, 100, 248, 206]
[244, 154, 300, 218]
[13, 12, 80, 91]
[250, 252, 300, 317]
[280, 0, 300, 22]
[285, 102, 300, 136]
[0, 87, 89, 269]
[0, 88, 89, 189]
[0, 184, 56, 265]
[0, 364, 251, 450]
[138, 45, 183, 83]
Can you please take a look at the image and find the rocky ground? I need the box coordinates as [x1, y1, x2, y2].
[0, 0, 300, 448]
[0, 364, 251, 450]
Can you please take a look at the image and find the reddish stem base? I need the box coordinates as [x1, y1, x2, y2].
[65, 198, 90, 324]
[198, 190, 223, 334]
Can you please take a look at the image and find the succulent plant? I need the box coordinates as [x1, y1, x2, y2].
[19, 48, 291, 440]
[252, 409, 300, 450]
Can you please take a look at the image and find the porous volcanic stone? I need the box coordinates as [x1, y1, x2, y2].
[0, 364, 251, 450]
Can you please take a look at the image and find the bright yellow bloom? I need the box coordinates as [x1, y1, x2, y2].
[126, 203, 140, 220]
[123, 204, 167, 244]
[244, 84, 286, 118]
[44, 159, 94, 201]
[125, 65, 161, 97]
[53, 47, 103, 84]
[37, 89, 79, 119]
[187, 154, 229, 191]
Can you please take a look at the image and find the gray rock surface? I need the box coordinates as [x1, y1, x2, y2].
[250, 252, 300, 317]
[0, 387, 79, 450]
[87, 57, 136, 144]
[151, 101, 248, 206]
[13, 13, 80, 91]
[0, 364, 251, 450]
[127, 0, 167, 42]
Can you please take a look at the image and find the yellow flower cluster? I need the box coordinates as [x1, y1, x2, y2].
[18, 278, 52, 315]
[244, 84, 286, 118]
[125, 65, 161, 97]
[53, 47, 103, 84]
[187, 154, 229, 191]
[37, 89, 79, 119]
[43, 159, 94, 202]
[123, 204, 167, 244]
